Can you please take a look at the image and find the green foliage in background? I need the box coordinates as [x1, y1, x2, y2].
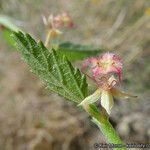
[57, 42, 104, 61]
[0, 15, 104, 61]
[0, 15, 21, 32]
[0, 15, 23, 47]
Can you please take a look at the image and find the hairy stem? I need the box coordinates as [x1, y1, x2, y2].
[85, 104, 126, 150]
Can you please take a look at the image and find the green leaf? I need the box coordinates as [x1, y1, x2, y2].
[12, 31, 88, 103]
[57, 42, 104, 61]
[0, 15, 23, 47]
[1, 29, 16, 48]
[0, 15, 21, 32]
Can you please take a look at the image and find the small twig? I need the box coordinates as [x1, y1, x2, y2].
[106, 8, 127, 38]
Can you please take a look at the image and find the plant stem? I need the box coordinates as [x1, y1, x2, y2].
[85, 104, 126, 150]
[45, 30, 52, 47]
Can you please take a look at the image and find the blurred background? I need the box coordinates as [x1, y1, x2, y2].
[0, 0, 150, 150]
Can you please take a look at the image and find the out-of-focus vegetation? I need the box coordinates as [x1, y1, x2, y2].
[0, 0, 150, 150]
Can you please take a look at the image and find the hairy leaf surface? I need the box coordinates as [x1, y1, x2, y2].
[12, 32, 88, 103]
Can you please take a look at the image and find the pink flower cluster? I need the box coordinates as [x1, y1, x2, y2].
[82, 52, 123, 81]
[43, 12, 74, 29]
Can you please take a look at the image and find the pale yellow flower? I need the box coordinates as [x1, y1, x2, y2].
[79, 75, 137, 115]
